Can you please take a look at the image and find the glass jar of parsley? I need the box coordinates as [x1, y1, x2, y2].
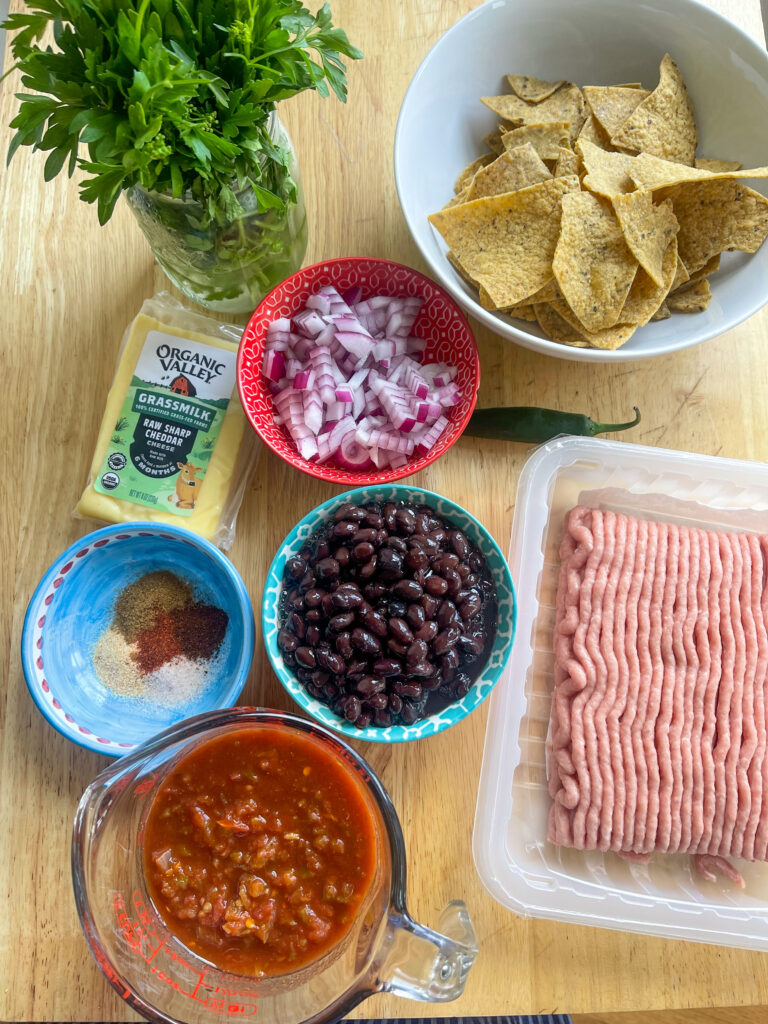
[126, 114, 308, 315]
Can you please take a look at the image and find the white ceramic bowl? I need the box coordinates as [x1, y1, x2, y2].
[394, 0, 768, 362]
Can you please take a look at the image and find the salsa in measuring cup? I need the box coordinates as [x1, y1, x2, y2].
[143, 726, 378, 976]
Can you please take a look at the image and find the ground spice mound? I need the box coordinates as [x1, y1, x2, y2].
[113, 570, 192, 642]
[133, 604, 229, 673]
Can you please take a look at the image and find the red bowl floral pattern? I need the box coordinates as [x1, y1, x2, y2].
[237, 257, 480, 484]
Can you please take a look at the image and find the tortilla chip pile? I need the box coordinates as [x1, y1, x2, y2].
[428, 55, 768, 350]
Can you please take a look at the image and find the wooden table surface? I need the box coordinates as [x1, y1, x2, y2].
[3, 0, 768, 1019]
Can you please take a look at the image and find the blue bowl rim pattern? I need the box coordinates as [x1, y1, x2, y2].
[263, 484, 517, 743]
[21, 522, 255, 757]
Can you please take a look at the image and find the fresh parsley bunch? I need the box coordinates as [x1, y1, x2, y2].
[3, 0, 363, 224]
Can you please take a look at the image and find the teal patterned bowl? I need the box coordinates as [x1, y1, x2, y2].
[263, 485, 516, 743]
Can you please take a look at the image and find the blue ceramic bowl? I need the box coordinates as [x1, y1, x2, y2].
[263, 485, 516, 743]
[21, 523, 255, 756]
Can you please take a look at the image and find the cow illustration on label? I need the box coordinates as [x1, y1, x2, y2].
[171, 462, 202, 509]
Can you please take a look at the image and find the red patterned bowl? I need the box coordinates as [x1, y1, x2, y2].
[237, 257, 480, 484]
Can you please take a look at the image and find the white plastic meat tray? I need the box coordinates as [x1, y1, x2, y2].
[473, 436, 768, 950]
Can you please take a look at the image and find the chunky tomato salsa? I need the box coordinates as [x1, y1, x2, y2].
[143, 726, 378, 976]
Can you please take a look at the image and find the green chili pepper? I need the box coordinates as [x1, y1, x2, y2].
[465, 406, 641, 444]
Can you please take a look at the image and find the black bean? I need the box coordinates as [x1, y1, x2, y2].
[452, 672, 473, 699]
[459, 590, 482, 620]
[278, 629, 298, 652]
[295, 646, 316, 669]
[335, 546, 351, 568]
[405, 547, 429, 571]
[361, 608, 388, 637]
[334, 503, 366, 522]
[406, 639, 428, 665]
[346, 659, 368, 679]
[469, 552, 484, 572]
[385, 535, 407, 552]
[329, 611, 353, 632]
[388, 598, 407, 618]
[353, 541, 375, 562]
[374, 709, 393, 727]
[287, 556, 307, 580]
[343, 695, 361, 722]
[364, 582, 387, 601]
[434, 626, 461, 656]
[443, 567, 462, 596]
[413, 569, 428, 587]
[289, 592, 305, 612]
[363, 508, 384, 529]
[437, 600, 459, 629]
[332, 589, 363, 610]
[387, 639, 408, 658]
[414, 511, 431, 535]
[289, 612, 306, 639]
[365, 692, 389, 711]
[375, 529, 389, 547]
[457, 563, 471, 581]
[335, 632, 353, 659]
[464, 572, 479, 587]
[400, 702, 420, 725]
[316, 540, 330, 559]
[389, 693, 403, 714]
[298, 571, 316, 593]
[415, 621, 438, 643]
[306, 681, 322, 698]
[459, 630, 486, 656]
[421, 594, 439, 619]
[352, 528, 378, 545]
[315, 557, 340, 580]
[321, 593, 335, 616]
[356, 711, 373, 729]
[355, 675, 386, 696]
[389, 617, 413, 644]
[425, 574, 448, 596]
[351, 628, 381, 655]
[378, 547, 404, 577]
[406, 603, 425, 630]
[410, 660, 436, 677]
[306, 625, 321, 646]
[393, 579, 423, 600]
[316, 648, 345, 674]
[333, 520, 358, 539]
[433, 552, 459, 572]
[396, 507, 416, 534]
[312, 670, 330, 687]
[374, 657, 402, 677]
[428, 528, 447, 545]
[304, 588, 325, 608]
[359, 557, 378, 580]
[394, 682, 423, 699]
[305, 608, 323, 623]
[383, 503, 398, 531]
[440, 648, 460, 672]
[421, 672, 442, 690]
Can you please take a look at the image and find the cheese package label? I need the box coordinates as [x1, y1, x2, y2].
[93, 329, 237, 516]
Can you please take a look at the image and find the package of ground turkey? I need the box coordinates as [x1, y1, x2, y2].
[548, 505, 768, 887]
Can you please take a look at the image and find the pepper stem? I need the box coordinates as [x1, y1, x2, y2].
[591, 406, 641, 435]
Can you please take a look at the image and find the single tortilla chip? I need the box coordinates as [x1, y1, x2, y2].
[651, 302, 671, 321]
[446, 250, 479, 286]
[455, 155, 493, 193]
[629, 151, 768, 190]
[578, 110, 613, 149]
[461, 144, 552, 202]
[506, 73, 566, 103]
[578, 138, 637, 196]
[666, 178, 768, 275]
[482, 84, 587, 141]
[444, 188, 471, 208]
[554, 146, 582, 178]
[611, 193, 679, 287]
[610, 54, 697, 165]
[553, 190, 638, 332]
[584, 86, 650, 138]
[667, 278, 712, 312]
[671, 254, 690, 291]
[506, 303, 537, 321]
[619, 236, 678, 325]
[428, 176, 580, 309]
[501, 122, 571, 162]
[696, 157, 742, 172]
[535, 300, 637, 349]
[683, 252, 720, 286]
[484, 125, 515, 155]
[615, 82, 643, 89]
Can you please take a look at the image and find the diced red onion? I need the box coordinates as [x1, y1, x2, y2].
[263, 287, 459, 472]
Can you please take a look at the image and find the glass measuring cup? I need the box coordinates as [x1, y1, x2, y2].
[72, 708, 478, 1024]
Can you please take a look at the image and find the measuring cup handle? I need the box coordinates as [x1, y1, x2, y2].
[378, 899, 478, 1002]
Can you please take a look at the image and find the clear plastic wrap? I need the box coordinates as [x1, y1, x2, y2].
[75, 293, 260, 549]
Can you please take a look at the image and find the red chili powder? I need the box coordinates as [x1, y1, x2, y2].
[133, 604, 229, 674]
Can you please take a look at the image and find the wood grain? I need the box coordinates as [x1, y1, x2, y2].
[3, 0, 768, 1020]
